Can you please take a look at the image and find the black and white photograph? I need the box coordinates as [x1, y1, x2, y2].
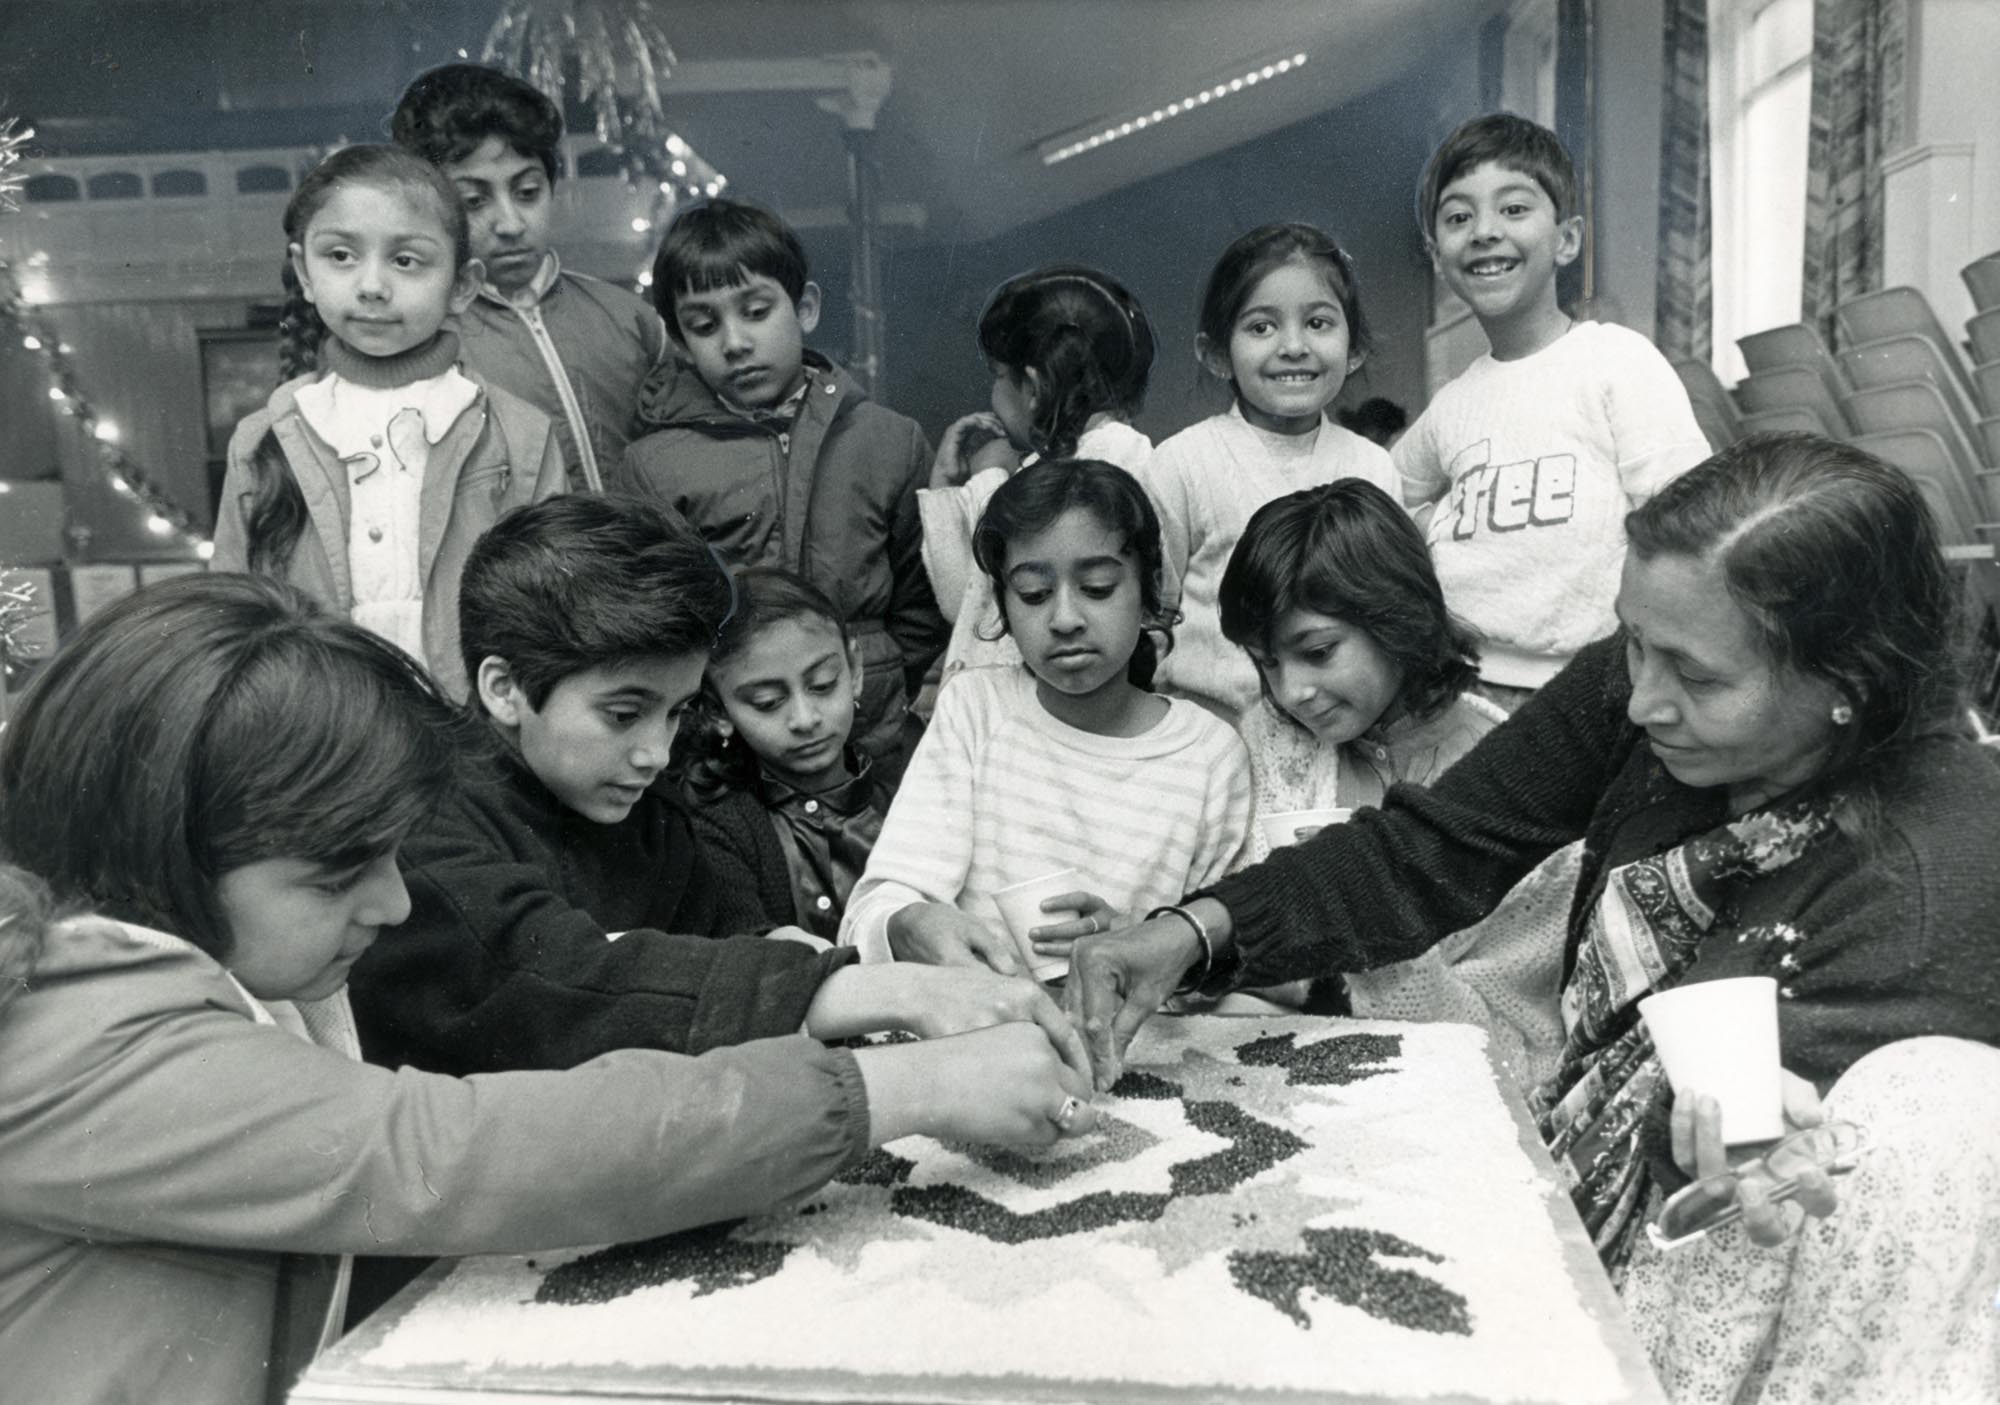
[1, 3, 1997, 1402]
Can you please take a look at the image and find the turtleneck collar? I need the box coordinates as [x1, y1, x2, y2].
[321, 330, 462, 390]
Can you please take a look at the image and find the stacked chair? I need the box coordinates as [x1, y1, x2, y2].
[1671, 357, 1742, 452]
[1690, 262, 2000, 551]
[1697, 263, 2000, 724]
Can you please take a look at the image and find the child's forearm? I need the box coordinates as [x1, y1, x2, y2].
[803, 963, 908, 1039]
[853, 1025, 1097, 1149]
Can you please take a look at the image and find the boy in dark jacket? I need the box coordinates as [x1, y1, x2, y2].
[343, 497, 1082, 1322]
[346, 494, 853, 1078]
[391, 63, 675, 493]
[614, 199, 945, 773]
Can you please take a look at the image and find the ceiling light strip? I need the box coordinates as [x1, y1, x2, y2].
[1039, 52, 1309, 166]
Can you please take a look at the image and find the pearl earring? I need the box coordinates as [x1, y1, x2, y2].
[1831, 703, 1854, 725]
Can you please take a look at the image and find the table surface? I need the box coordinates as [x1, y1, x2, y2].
[293, 1017, 1670, 1405]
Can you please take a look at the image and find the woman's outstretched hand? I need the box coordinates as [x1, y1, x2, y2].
[1063, 913, 1204, 1092]
[1669, 1072, 1840, 1246]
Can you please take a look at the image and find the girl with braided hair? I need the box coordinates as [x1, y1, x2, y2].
[212, 143, 565, 700]
[920, 263, 1157, 679]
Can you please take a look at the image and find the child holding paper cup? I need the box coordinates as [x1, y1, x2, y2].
[840, 459, 1251, 981]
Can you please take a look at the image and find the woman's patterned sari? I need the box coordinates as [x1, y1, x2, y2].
[1527, 801, 1838, 1271]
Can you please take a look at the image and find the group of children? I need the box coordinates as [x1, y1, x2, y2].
[0, 59, 1716, 1401]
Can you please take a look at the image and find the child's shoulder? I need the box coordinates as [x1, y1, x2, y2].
[1151, 409, 1237, 455]
[681, 770, 770, 835]
[466, 373, 552, 423]
[1076, 419, 1154, 472]
[934, 663, 1038, 724]
[1232, 697, 1298, 754]
[814, 361, 924, 439]
[1422, 321, 1659, 412]
[455, 374, 557, 464]
[1320, 421, 1396, 489]
[225, 375, 318, 458]
[15, 914, 250, 1029]
[1395, 690, 1508, 773]
[1569, 319, 1670, 355]
[557, 268, 657, 317]
[1142, 411, 1241, 487]
[1159, 694, 1254, 761]
[1543, 320, 1678, 382]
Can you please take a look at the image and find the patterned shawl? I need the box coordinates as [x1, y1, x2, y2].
[1527, 799, 1839, 1271]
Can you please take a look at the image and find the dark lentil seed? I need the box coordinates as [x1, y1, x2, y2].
[1167, 1101, 1307, 1196]
[891, 1102, 1304, 1243]
[893, 1184, 1172, 1244]
[1229, 1226, 1472, 1335]
[958, 1115, 1158, 1190]
[1109, 1069, 1181, 1099]
[1235, 1032, 1403, 1087]
[535, 1221, 795, 1306]
[836, 1147, 917, 1186]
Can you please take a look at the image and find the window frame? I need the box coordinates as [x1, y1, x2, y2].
[1708, 0, 1816, 384]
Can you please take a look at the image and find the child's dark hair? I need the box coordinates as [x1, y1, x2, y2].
[1626, 432, 1961, 778]
[1220, 479, 1481, 725]
[650, 198, 808, 340]
[0, 574, 473, 962]
[389, 63, 565, 182]
[1336, 396, 1408, 447]
[246, 145, 472, 574]
[976, 264, 1155, 459]
[458, 493, 736, 710]
[683, 567, 850, 801]
[275, 144, 471, 384]
[1417, 112, 1578, 236]
[1196, 223, 1372, 387]
[972, 458, 1176, 689]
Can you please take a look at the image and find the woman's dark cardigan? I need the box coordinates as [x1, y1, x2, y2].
[1201, 635, 2000, 1090]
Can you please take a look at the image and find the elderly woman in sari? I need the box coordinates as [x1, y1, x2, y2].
[1070, 434, 2000, 1403]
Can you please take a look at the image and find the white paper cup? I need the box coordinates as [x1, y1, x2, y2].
[1639, 976, 1786, 1145]
[1258, 808, 1352, 851]
[992, 869, 1082, 982]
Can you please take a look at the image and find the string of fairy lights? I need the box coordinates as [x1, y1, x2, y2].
[1, 118, 53, 685]
[1, 0, 725, 672]
[0, 118, 215, 564]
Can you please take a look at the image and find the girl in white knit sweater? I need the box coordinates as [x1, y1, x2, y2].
[843, 459, 1251, 977]
[1140, 223, 1398, 720]
[919, 264, 1156, 679]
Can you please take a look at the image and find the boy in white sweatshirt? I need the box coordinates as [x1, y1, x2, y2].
[1394, 114, 1709, 705]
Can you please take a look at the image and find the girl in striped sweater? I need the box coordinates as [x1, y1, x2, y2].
[840, 459, 1251, 977]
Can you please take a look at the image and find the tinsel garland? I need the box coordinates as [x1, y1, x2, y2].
[0, 119, 26, 211]
[0, 568, 41, 684]
[482, 0, 679, 183]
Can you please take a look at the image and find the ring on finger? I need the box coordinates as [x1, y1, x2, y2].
[1084, 914, 1100, 935]
[1050, 1094, 1082, 1132]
